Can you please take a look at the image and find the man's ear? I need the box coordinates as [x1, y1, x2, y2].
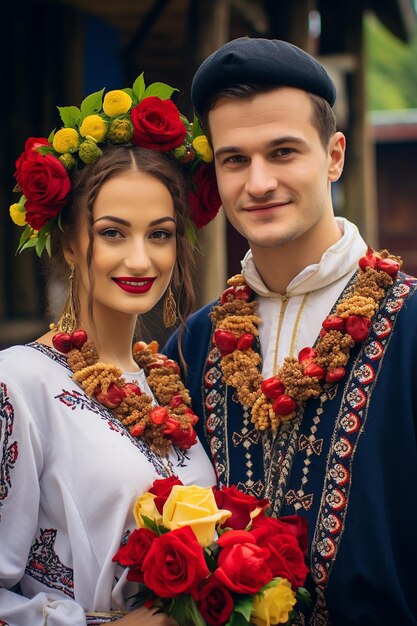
[328, 131, 346, 182]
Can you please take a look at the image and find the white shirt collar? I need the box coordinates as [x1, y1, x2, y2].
[241, 217, 367, 297]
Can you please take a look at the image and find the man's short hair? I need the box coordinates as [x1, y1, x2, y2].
[200, 84, 336, 149]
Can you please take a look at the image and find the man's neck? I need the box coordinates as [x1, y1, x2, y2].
[250, 221, 343, 295]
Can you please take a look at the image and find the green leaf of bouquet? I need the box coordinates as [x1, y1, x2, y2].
[132, 73, 146, 101]
[233, 596, 254, 621]
[140, 515, 169, 535]
[228, 610, 251, 626]
[296, 586, 312, 607]
[80, 89, 105, 117]
[144, 82, 177, 100]
[58, 106, 81, 128]
[170, 595, 206, 626]
[48, 128, 55, 143]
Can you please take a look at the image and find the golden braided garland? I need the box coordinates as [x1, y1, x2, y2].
[211, 248, 401, 431]
[53, 333, 197, 456]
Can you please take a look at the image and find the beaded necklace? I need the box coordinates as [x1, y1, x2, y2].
[52, 330, 198, 456]
[211, 247, 401, 431]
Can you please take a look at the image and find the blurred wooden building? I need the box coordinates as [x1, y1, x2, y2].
[1, 0, 415, 348]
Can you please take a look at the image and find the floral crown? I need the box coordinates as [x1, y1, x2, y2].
[10, 74, 221, 256]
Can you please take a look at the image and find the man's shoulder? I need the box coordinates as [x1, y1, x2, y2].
[186, 300, 218, 329]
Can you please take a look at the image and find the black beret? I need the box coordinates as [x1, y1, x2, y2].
[191, 37, 336, 117]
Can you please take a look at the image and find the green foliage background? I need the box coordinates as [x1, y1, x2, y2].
[365, 14, 417, 110]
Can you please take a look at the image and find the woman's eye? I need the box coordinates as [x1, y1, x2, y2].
[150, 229, 174, 240]
[100, 228, 123, 239]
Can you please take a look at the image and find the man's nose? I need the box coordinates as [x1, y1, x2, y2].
[244, 158, 278, 198]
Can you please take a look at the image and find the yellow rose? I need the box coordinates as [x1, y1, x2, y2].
[9, 202, 26, 226]
[162, 484, 231, 547]
[133, 492, 163, 528]
[251, 579, 297, 626]
[192, 135, 213, 162]
[53, 128, 81, 154]
[79, 114, 107, 141]
[103, 90, 132, 117]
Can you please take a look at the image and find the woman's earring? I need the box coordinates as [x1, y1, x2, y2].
[163, 285, 177, 328]
[50, 263, 77, 334]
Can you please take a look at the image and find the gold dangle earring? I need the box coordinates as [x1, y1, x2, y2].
[163, 285, 177, 328]
[50, 262, 77, 334]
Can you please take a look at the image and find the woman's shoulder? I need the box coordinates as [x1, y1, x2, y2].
[0, 343, 67, 385]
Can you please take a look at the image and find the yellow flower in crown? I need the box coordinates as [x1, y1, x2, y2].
[133, 492, 163, 528]
[103, 89, 133, 117]
[251, 578, 297, 626]
[53, 128, 81, 154]
[9, 203, 26, 226]
[79, 114, 107, 141]
[192, 135, 213, 163]
[162, 484, 231, 547]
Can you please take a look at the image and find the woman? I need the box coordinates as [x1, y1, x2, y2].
[1, 77, 220, 624]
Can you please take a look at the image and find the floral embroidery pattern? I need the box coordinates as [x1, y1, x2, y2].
[0, 383, 18, 518]
[25, 528, 74, 597]
[85, 617, 121, 624]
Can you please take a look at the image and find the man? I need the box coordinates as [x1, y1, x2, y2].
[164, 37, 417, 624]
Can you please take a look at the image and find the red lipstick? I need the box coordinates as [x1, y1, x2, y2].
[112, 277, 156, 294]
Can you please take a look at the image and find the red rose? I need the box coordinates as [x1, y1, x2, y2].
[188, 163, 221, 228]
[131, 96, 186, 152]
[141, 526, 209, 597]
[197, 576, 234, 626]
[112, 527, 157, 583]
[15, 137, 49, 187]
[252, 514, 309, 555]
[19, 153, 71, 230]
[214, 530, 272, 593]
[251, 516, 309, 590]
[213, 485, 269, 530]
[149, 475, 183, 514]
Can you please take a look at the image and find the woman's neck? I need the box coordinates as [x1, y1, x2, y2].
[39, 309, 140, 373]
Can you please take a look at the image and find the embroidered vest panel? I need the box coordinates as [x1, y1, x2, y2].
[200, 272, 417, 625]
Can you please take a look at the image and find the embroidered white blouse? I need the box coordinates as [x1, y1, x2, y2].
[241, 217, 368, 377]
[0, 342, 216, 625]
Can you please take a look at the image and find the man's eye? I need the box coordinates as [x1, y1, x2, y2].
[224, 155, 247, 164]
[274, 147, 293, 157]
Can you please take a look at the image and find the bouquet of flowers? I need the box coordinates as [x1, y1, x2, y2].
[113, 477, 310, 626]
